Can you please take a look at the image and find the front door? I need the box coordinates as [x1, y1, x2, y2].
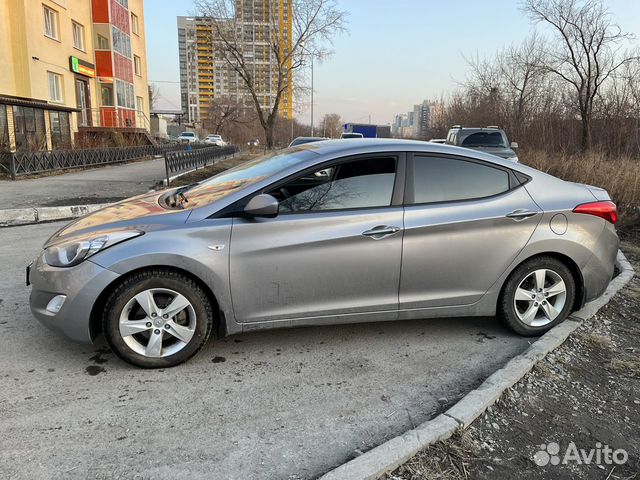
[229, 154, 405, 324]
[399, 154, 541, 310]
[75, 79, 91, 127]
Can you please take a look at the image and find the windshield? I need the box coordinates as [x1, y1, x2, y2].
[181, 132, 195, 137]
[461, 132, 506, 148]
[163, 148, 318, 209]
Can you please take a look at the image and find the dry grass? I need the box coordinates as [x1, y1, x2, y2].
[577, 332, 613, 349]
[520, 150, 640, 225]
[383, 430, 483, 480]
[609, 357, 640, 376]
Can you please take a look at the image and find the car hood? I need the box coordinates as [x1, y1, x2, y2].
[466, 146, 518, 160]
[46, 191, 191, 246]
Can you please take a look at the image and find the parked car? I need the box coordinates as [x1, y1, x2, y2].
[204, 134, 227, 147]
[341, 132, 364, 139]
[178, 132, 199, 144]
[28, 139, 618, 368]
[446, 125, 519, 162]
[247, 138, 260, 147]
[288, 136, 329, 147]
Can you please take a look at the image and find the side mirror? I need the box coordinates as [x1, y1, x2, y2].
[244, 194, 279, 218]
[510, 142, 519, 150]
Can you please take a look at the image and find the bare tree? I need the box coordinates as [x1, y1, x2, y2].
[148, 84, 161, 112]
[203, 96, 242, 134]
[522, 0, 639, 151]
[193, 0, 347, 149]
[320, 113, 342, 138]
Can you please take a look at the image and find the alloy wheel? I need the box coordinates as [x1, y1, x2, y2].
[118, 288, 196, 358]
[513, 268, 567, 327]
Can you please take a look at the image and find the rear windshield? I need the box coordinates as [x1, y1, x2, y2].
[461, 132, 506, 148]
[181, 132, 195, 137]
[164, 149, 318, 209]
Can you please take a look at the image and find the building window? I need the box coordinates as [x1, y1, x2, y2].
[115, 0, 129, 9]
[131, 13, 139, 35]
[96, 34, 109, 50]
[48, 72, 63, 103]
[0, 105, 9, 152]
[72, 21, 85, 51]
[13, 106, 46, 152]
[101, 85, 114, 106]
[111, 26, 132, 58]
[134, 55, 142, 76]
[49, 111, 71, 150]
[115, 80, 134, 109]
[43, 5, 59, 40]
[136, 96, 143, 113]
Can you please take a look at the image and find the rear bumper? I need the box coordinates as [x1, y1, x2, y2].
[29, 255, 120, 343]
[581, 224, 619, 303]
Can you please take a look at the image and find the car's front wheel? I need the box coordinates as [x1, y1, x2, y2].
[102, 269, 214, 368]
[499, 256, 576, 336]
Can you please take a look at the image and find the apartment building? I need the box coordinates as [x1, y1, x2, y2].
[0, 0, 150, 152]
[178, 0, 293, 126]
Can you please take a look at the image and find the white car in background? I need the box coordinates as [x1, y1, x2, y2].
[178, 132, 199, 144]
[204, 134, 227, 147]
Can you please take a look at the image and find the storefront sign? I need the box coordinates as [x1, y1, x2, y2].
[70, 56, 96, 78]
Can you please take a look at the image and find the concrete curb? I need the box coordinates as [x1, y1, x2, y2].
[0, 204, 110, 227]
[320, 250, 635, 480]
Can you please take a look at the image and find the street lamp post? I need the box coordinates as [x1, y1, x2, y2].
[301, 44, 315, 137]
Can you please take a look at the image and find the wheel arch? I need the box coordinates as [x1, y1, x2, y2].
[89, 265, 226, 341]
[498, 251, 585, 312]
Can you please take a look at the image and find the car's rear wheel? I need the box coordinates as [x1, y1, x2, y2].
[102, 269, 214, 368]
[499, 256, 576, 336]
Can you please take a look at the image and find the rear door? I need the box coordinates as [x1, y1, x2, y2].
[229, 153, 406, 324]
[399, 153, 541, 310]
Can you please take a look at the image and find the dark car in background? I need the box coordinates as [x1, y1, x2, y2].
[446, 126, 519, 162]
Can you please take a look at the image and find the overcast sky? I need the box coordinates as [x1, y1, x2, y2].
[145, 0, 640, 125]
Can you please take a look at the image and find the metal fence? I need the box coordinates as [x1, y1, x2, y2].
[164, 146, 238, 185]
[0, 143, 213, 180]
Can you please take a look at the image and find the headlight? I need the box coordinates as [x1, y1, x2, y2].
[44, 230, 143, 267]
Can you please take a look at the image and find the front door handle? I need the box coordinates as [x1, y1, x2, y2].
[506, 209, 539, 221]
[362, 225, 402, 239]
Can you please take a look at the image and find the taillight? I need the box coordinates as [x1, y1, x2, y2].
[573, 201, 618, 224]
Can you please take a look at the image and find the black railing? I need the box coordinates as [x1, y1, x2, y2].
[0, 143, 215, 180]
[164, 146, 238, 185]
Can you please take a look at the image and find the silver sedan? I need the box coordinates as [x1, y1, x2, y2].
[28, 140, 619, 368]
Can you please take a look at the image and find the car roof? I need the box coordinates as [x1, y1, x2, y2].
[291, 138, 529, 172]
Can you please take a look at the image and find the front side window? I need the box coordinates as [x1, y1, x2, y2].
[72, 21, 85, 50]
[43, 5, 58, 39]
[48, 72, 63, 103]
[412, 156, 510, 204]
[270, 157, 397, 213]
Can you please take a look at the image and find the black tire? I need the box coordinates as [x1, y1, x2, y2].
[498, 256, 576, 336]
[102, 269, 214, 368]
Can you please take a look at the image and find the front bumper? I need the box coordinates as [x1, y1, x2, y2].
[29, 255, 120, 343]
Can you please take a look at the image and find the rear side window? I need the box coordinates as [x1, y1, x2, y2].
[412, 155, 510, 204]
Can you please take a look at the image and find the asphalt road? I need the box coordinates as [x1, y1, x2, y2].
[0, 222, 534, 480]
[0, 157, 165, 209]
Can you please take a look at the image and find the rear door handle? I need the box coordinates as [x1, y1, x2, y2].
[362, 225, 402, 239]
[506, 209, 539, 221]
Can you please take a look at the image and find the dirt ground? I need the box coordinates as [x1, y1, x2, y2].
[387, 229, 640, 480]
